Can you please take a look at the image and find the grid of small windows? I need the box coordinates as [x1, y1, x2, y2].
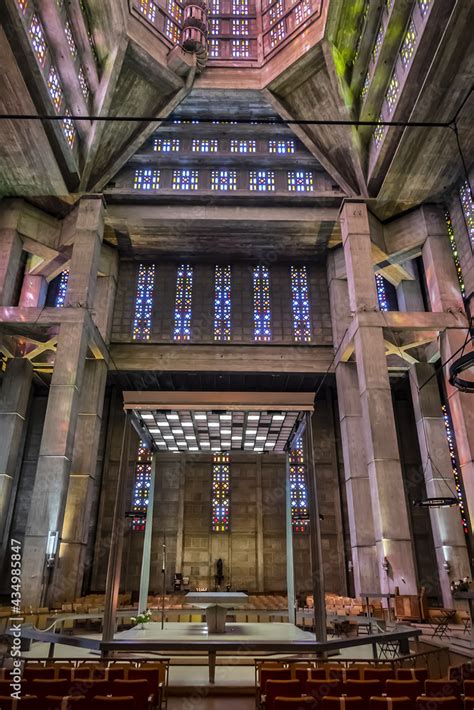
[131, 443, 152, 532]
[165, 18, 180, 42]
[418, 0, 431, 18]
[172, 169, 199, 190]
[230, 139, 256, 153]
[167, 0, 183, 22]
[444, 211, 465, 296]
[289, 439, 309, 533]
[192, 139, 218, 153]
[16, 0, 29, 14]
[373, 114, 385, 146]
[232, 0, 249, 13]
[211, 170, 237, 191]
[64, 20, 78, 58]
[209, 0, 220, 13]
[269, 139, 295, 154]
[253, 265, 271, 342]
[459, 180, 474, 246]
[372, 23, 384, 62]
[232, 19, 249, 34]
[249, 170, 275, 191]
[290, 266, 311, 342]
[288, 171, 314, 192]
[232, 40, 250, 58]
[55, 270, 69, 307]
[400, 20, 417, 68]
[209, 39, 220, 57]
[173, 264, 193, 341]
[212, 452, 230, 532]
[361, 72, 370, 99]
[214, 265, 231, 341]
[442, 404, 469, 536]
[385, 74, 399, 111]
[270, 20, 285, 48]
[78, 66, 90, 101]
[295, 0, 311, 25]
[133, 169, 160, 190]
[154, 137, 180, 152]
[375, 273, 389, 311]
[62, 110, 77, 149]
[47, 66, 64, 111]
[139, 0, 157, 22]
[132, 263, 156, 340]
[29, 14, 47, 67]
[269, 0, 284, 22]
[209, 18, 220, 34]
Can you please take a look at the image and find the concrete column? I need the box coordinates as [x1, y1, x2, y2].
[65, 196, 104, 310]
[341, 201, 418, 594]
[396, 261, 425, 313]
[285, 454, 295, 624]
[139, 454, 156, 614]
[19, 274, 47, 308]
[174, 455, 186, 575]
[93, 244, 118, 343]
[0, 219, 23, 306]
[409, 363, 471, 605]
[0, 359, 33, 548]
[256, 455, 265, 592]
[50, 358, 108, 604]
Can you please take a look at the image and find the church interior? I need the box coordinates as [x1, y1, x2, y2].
[0, 0, 473, 707]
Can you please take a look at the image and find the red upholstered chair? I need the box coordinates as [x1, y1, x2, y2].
[396, 669, 429, 683]
[110, 679, 149, 710]
[0, 679, 17, 695]
[322, 697, 364, 710]
[265, 679, 302, 710]
[260, 667, 292, 692]
[29, 679, 70, 699]
[91, 667, 125, 682]
[386, 679, 423, 701]
[275, 699, 317, 710]
[326, 667, 361, 682]
[464, 697, 474, 709]
[306, 679, 344, 702]
[90, 697, 135, 710]
[0, 697, 39, 708]
[80, 679, 110, 701]
[466, 681, 474, 696]
[23, 666, 56, 681]
[44, 695, 87, 710]
[127, 667, 161, 704]
[364, 668, 395, 683]
[57, 667, 91, 681]
[463, 667, 474, 681]
[369, 698, 414, 710]
[344, 679, 384, 700]
[416, 698, 460, 710]
[424, 680, 462, 699]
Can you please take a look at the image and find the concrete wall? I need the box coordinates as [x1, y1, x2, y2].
[111, 260, 333, 346]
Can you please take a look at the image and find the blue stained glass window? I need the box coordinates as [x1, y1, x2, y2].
[173, 264, 193, 341]
[214, 265, 231, 341]
[249, 170, 275, 191]
[253, 265, 271, 341]
[132, 263, 155, 340]
[290, 266, 312, 342]
[55, 270, 70, 307]
[131, 442, 152, 531]
[172, 169, 199, 190]
[289, 439, 309, 533]
[211, 170, 237, 191]
[375, 273, 389, 311]
[134, 169, 160, 190]
[287, 171, 314, 192]
[459, 180, 474, 245]
[212, 452, 230, 532]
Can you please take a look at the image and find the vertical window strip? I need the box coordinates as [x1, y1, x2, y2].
[139, 0, 158, 22]
[131, 442, 152, 532]
[459, 180, 474, 246]
[290, 266, 312, 342]
[16, 0, 29, 14]
[173, 264, 193, 341]
[289, 439, 309, 533]
[214, 265, 231, 341]
[55, 269, 70, 307]
[132, 263, 155, 340]
[29, 13, 48, 67]
[441, 404, 469, 535]
[375, 273, 389, 311]
[253, 265, 271, 342]
[212, 452, 230, 532]
[444, 210, 465, 296]
[400, 19, 417, 68]
[62, 109, 77, 148]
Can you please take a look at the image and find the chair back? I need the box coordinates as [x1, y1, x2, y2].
[424, 679, 461, 698]
[0, 697, 39, 708]
[265, 679, 301, 710]
[415, 698, 460, 709]
[363, 668, 394, 682]
[111, 679, 149, 707]
[321, 698, 364, 709]
[45, 695, 86, 710]
[260, 667, 292, 691]
[81, 679, 110, 701]
[396, 668, 428, 683]
[29, 679, 69, 698]
[326, 667, 360, 682]
[465, 680, 474, 696]
[464, 697, 474, 710]
[274, 699, 316, 709]
[128, 667, 160, 697]
[344, 679, 383, 700]
[90, 697, 135, 710]
[306, 679, 343, 700]
[23, 666, 56, 681]
[386, 679, 423, 700]
[369, 698, 413, 709]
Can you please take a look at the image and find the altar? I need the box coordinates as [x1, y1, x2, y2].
[185, 591, 249, 633]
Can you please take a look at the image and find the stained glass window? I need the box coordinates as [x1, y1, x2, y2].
[230, 139, 256, 153]
[459, 180, 474, 245]
[290, 266, 311, 342]
[372, 23, 384, 62]
[172, 169, 199, 190]
[269, 139, 295, 154]
[209, 39, 220, 57]
[212, 452, 230, 532]
[209, 0, 220, 13]
[62, 109, 77, 149]
[385, 74, 399, 111]
[361, 72, 370, 99]
[16, 0, 29, 14]
[253, 265, 271, 341]
[294, 0, 311, 25]
[232, 19, 249, 34]
[269, 0, 283, 22]
[418, 0, 431, 18]
[55, 270, 69, 307]
[249, 170, 275, 191]
[211, 170, 237, 191]
[373, 114, 385, 146]
[270, 20, 285, 48]
[287, 171, 314, 192]
[167, 0, 183, 22]
[442, 404, 469, 535]
[131, 443, 152, 532]
[375, 273, 389, 311]
[173, 264, 193, 341]
[232, 0, 249, 13]
[165, 18, 180, 42]
[214, 265, 231, 341]
[47, 66, 64, 111]
[132, 263, 155, 340]
[29, 14, 47, 67]
[289, 439, 309, 533]
[232, 39, 250, 58]
[154, 137, 180, 152]
[209, 18, 220, 34]
[139, 0, 157, 22]
[400, 20, 416, 68]
[133, 169, 160, 190]
[78, 66, 90, 101]
[64, 21, 78, 58]
[192, 139, 218, 152]
[444, 211, 465, 296]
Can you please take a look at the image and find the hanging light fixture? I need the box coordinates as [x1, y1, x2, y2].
[449, 351, 474, 393]
[412, 497, 459, 508]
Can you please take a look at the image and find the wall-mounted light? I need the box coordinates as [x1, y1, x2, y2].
[46, 531, 59, 568]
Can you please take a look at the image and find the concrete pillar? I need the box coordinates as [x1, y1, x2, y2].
[340, 201, 418, 594]
[0, 359, 33, 548]
[409, 363, 471, 605]
[0, 216, 23, 306]
[174, 455, 186, 575]
[93, 244, 118, 342]
[285, 454, 295, 624]
[396, 261, 425, 313]
[19, 274, 47, 308]
[255, 455, 265, 592]
[139, 454, 156, 614]
[65, 196, 104, 310]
